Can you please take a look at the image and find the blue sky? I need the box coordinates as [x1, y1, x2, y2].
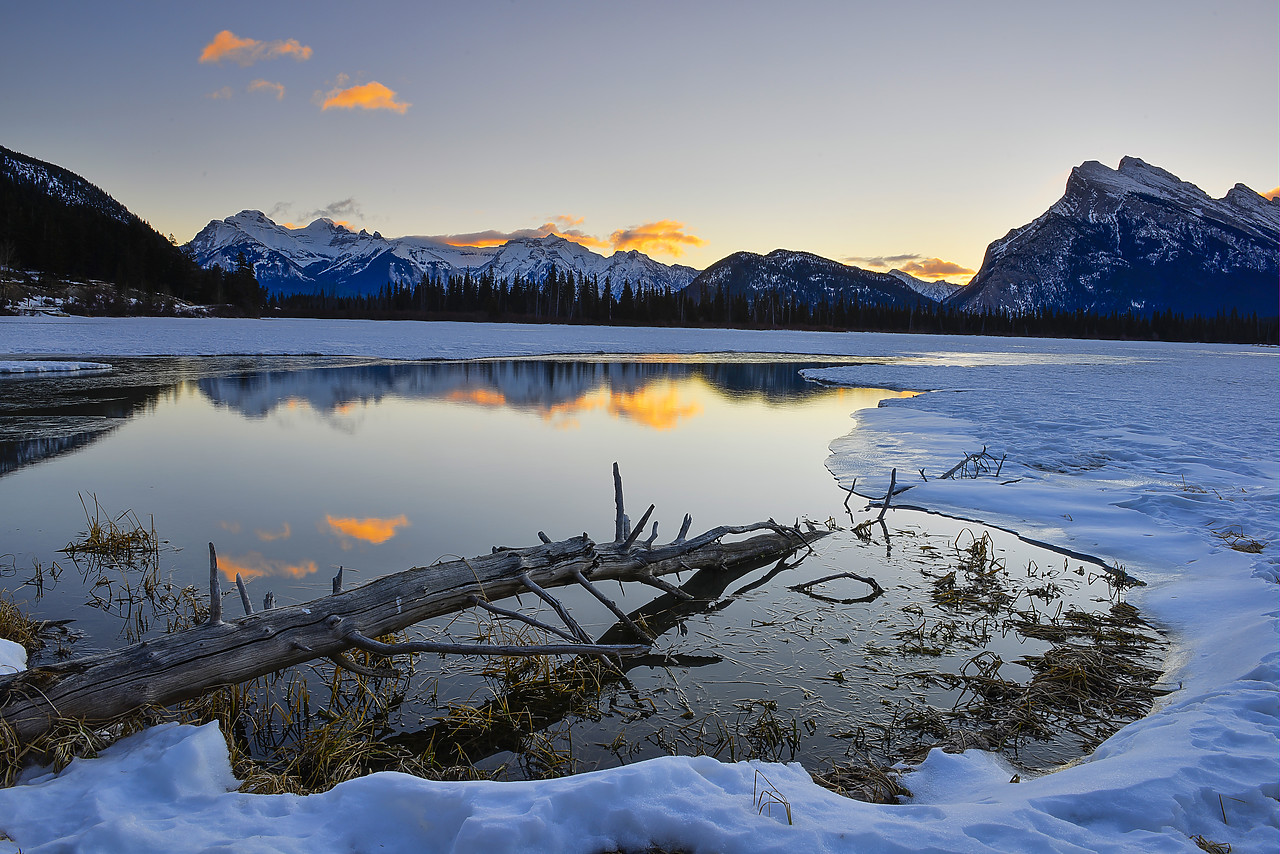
[3, 0, 1276, 278]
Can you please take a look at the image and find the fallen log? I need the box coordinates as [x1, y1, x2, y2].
[389, 551, 806, 766]
[0, 467, 827, 744]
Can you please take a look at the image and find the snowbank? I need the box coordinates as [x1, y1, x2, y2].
[0, 317, 1275, 853]
[0, 640, 24, 676]
[0, 360, 112, 374]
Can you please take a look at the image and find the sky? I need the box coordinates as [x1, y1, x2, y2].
[2, 0, 1277, 280]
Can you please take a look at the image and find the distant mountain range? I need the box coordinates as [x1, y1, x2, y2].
[5, 142, 1277, 319]
[185, 210, 700, 297]
[949, 157, 1278, 317]
[186, 209, 953, 310]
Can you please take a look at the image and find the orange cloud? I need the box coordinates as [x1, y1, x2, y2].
[845, 253, 975, 281]
[845, 254, 920, 269]
[217, 552, 318, 582]
[200, 30, 313, 66]
[325, 514, 410, 545]
[441, 218, 611, 251]
[206, 86, 234, 100]
[321, 81, 410, 114]
[249, 79, 285, 100]
[256, 523, 291, 542]
[610, 221, 706, 258]
[898, 258, 976, 281]
[1264, 187, 1280, 201]
[437, 215, 710, 255]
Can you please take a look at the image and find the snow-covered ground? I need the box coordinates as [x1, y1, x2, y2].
[0, 316, 1276, 854]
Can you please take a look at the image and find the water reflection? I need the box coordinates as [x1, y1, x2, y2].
[194, 359, 867, 422]
[0, 358, 925, 479]
[325, 515, 411, 546]
[1, 356, 915, 615]
[216, 552, 320, 582]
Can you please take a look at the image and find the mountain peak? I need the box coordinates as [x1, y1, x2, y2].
[1069, 157, 1209, 205]
[229, 209, 271, 223]
[953, 156, 1278, 317]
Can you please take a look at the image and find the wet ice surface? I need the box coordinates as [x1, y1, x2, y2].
[0, 317, 1275, 854]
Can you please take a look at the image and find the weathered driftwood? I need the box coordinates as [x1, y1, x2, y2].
[789, 572, 884, 605]
[939, 445, 1007, 480]
[389, 551, 806, 765]
[0, 467, 825, 744]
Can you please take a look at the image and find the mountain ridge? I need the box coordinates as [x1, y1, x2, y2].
[6, 143, 1275, 322]
[1, 145, 137, 227]
[185, 211, 700, 297]
[947, 156, 1279, 316]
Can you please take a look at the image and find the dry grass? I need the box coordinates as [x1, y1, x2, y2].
[0, 593, 42, 654]
[811, 760, 911, 804]
[1211, 526, 1265, 554]
[60, 494, 159, 564]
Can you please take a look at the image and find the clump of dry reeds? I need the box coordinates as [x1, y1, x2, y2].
[60, 494, 159, 564]
[0, 593, 42, 654]
[811, 760, 912, 804]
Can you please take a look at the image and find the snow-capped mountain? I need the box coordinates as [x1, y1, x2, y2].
[683, 249, 933, 309]
[1, 145, 136, 225]
[482, 236, 699, 294]
[185, 211, 700, 296]
[947, 157, 1279, 316]
[887, 269, 962, 302]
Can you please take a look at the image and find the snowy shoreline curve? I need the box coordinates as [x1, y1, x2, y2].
[0, 316, 1276, 854]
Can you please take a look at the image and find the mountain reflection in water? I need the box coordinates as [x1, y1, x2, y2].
[0, 356, 915, 601]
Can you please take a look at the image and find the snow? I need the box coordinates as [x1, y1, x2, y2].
[0, 640, 24, 676]
[0, 360, 112, 374]
[0, 316, 1276, 854]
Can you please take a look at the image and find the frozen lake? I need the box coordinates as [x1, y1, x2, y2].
[0, 317, 1273, 854]
[1, 353, 1148, 775]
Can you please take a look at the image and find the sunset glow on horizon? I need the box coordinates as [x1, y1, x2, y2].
[2, 2, 1273, 273]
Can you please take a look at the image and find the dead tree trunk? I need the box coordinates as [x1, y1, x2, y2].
[0, 469, 826, 744]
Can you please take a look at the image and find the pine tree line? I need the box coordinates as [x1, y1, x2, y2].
[1, 167, 266, 314]
[269, 266, 1278, 345]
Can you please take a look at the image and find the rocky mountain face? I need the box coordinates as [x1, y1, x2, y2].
[185, 211, 699, 297]
[947, 157, 1279, 317]
[683, 249, 932, 309]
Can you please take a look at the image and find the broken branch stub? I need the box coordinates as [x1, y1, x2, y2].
[940, 446, 1006, 480]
